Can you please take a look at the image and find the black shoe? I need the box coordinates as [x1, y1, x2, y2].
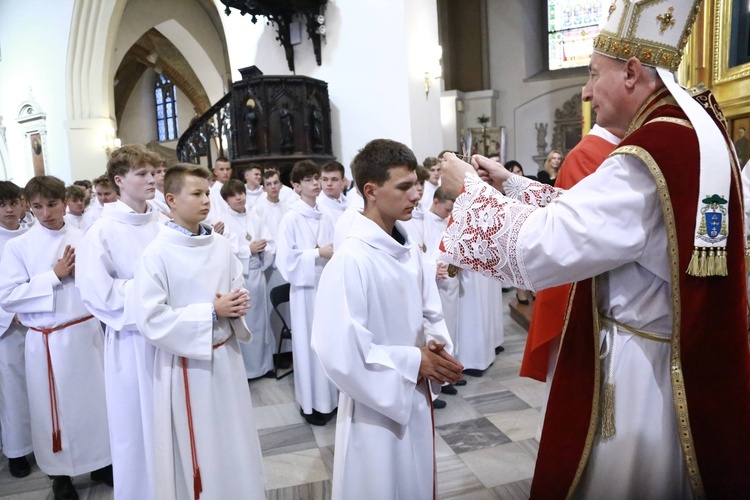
[433, 398, 447, 409]
[313, 408, 338, 423]
[463, 368, 485, 378]
[51, 476, 79, 500]
[495, 345, 505, 355]
[8, 456, 31, 478]
[90, 464, 113, 487]
[454, 379, 467, 386]
[441, 384, 458, 395]
[502, 287, 511, 292]
[300, 408, 327, 426]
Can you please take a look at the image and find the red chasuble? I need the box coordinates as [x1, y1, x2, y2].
[531, 88, 750, 499]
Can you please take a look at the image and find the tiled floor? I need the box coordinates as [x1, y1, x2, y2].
[0, 290, 544, 499]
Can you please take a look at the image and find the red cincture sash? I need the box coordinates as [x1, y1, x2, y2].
[27, 315, 95, 453]
[181, 337, 231, 500]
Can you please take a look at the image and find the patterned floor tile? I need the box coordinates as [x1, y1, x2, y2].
[437, 417, 511, 454]
[463, 390, 531, 416]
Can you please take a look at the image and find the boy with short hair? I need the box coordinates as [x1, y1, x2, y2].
[207, 157, 232, 225]
[149, 161, 170, 215]
[134, 164, 265, 500]
[0, 181, 33, 479]
[64, 185, 89, 229]
[76, 144, 164, 500]
[317, 160, 348, 224]
[402, 165, 430, 254]
[419, 156, 441, 212]
[0, 176, 111, 499]
[240, 163, 264, 211]
[251, 169, 293, 353]
[221, 178, 275, 379]
[82, 174, 119, 230]
[277, 160, 338, 425]
[312, 139, 463, 499]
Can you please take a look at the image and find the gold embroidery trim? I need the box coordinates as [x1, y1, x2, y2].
[611, 145, 706, 499]
[565, 279, 601, 498]
[644, 117, 693, 129]
[625, 93, 678, 137]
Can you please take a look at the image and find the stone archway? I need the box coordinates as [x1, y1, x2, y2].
[64, 0, 231, 181]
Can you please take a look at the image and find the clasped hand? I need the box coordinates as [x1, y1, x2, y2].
[214, 289, 250, 318]
[418, 340, 464, 385]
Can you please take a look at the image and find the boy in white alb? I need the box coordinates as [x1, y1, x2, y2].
[312, 139, 463, 499]
[0, 176, 111, 499]
[277, 160, 338, 426]
[64, 185, 88, 229]
[81, 175, 119, 231]
[221, 179, 276, 379]
[241, 164, 265, 212]
[76, 145, 165, 500]
[252, 169, 293, 354]
[207, 157, 232, 229]
[0, 181, 33, 479]
[134, 165, 265, 500]
[317, 160, 348, 224]
[418, 156, 441, 212]
[149, 161, 171, 215]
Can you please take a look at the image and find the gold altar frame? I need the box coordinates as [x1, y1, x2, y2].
[706, 0, 750, 118]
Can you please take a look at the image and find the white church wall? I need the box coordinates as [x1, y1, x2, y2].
[219, 0, 442, 172]
[114, 0, 228, 104]
[119, 69, 158, 148]
[486, 0, 588, 171]
[0, 0, 75, 184]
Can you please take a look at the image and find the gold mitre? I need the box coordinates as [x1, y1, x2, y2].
[593, 0, 703, 72]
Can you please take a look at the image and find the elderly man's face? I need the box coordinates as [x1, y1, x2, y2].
[583, 53, 629, 132]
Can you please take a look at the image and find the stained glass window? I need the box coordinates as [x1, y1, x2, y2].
[155, 75, 179, 141]
[548, 1, 609, 70]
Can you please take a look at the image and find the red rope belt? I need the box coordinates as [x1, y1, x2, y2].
[419, 378, 437, 500]
[181, 337, 230, 500]
[27, 315, 94, 453]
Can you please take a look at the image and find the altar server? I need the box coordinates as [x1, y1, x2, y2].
[316, 160, 348, 224]
[77, 144, 164, 500]
[312, 139, 463, 499]
[277, 160, 338, 426]
[134, 164, 265, 500]
[0, 176, 111, 499]
[221, 179, 275, 379]
[0, 181, 33, 479]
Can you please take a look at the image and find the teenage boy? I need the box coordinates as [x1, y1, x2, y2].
[18, 194, 36, 228]
[317, 160, 348, 224]
[76, 144, 164, 500]
[64, 185, 89, 229]
[149, 161, 170, 215]
[0, 176, 111, 499]
[221, 179, 275, 379]
[402, 165, 430, 255]
[251, 169, 292, 353]
[82, 174, 119, 230]
[311, 139, 463, 499]
[419, 156, 440, 212]
[133, 164, 265, 500]
[207, 157, 232, 225]
[277, 160, 338, 425]
[0, 181, 33, 478]
[241, 163, 264, 211]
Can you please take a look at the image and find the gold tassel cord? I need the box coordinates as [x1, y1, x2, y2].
[601, 382, 616, 440]
[687, 247, 729, 277]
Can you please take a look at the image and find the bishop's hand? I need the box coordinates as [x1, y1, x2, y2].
[440, 153, 476, 198]
[472, 155, 511, 192]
